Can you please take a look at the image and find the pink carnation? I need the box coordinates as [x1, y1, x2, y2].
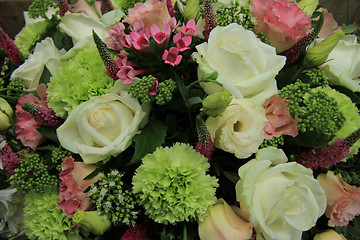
[251, 0, 312, 53]
[58, 157, 100, 218]
[124, 0, 171, 30]
[262, 94, 298, 140]
[317, 171, 360, 227]
[15, 84, 48, 149]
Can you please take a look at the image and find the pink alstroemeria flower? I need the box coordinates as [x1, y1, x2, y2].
[182, 19, 199, 36]
[151, 23, 171, 44]
[162, 47, 182, 66]
[173, 32, 192, 51]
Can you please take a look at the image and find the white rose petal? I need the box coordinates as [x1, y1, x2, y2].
[318, 35, 360, 92]
[206, 98, 267, 159]
[57, 93, 150, 164]
[193, 23, 286, 105]
[10, 37, 65, 91]
[236, 148, 327, 240]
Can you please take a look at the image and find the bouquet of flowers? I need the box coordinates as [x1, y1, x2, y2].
[1, 0, 360, 239]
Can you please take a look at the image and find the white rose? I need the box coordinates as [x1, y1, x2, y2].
[57, 92, 150, 164]
[235, 147, 327, 240]
[192, 23, 286, 104]
[318, 35, 360, 92]
[10, 37, 65, 91]
[205, 98, 267, 159]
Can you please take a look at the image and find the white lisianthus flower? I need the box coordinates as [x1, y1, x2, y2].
[10, 37, 65, 91]
[205, 98, 267, 159]
[57, 92, 150, 164]
[236, 147, 327, 240]
[318, 35, 360, 92]
[192, 23, 286, 104]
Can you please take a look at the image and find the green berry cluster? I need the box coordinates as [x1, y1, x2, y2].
[28, 0, 58, 20]
[12, 151, 59, 193]
[6, 77, 25, 98]
[88, 170, 139, 226]
[215, 2, 255, 30]
[305, 69, 328, 86]
[279, 80, 345, 138]
[51, 146, 72, 171]
[155, 79, 177, 105]
[128, 75, 157, 104]
[260, 135, 285, 149]
[0, 77, 5, 88]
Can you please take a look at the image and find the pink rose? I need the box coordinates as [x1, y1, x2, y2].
[262, 94, 298, 140]
[15, 84, 48, 149]
[124, 0, 171, 30]
[318, 8, 341, 38]
[251, 0, 312, 53]
[317, 171, 360, 227]
[58, 157, 100, 218]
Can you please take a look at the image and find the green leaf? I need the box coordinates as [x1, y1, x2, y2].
[129, 119, 168, 164]
[342, 24, 360, 34]
[37, 126, 58, 142]
[222, 170, 240, 184]
[187, 96, 202, 107]
[83, 167, 101, 180]
[39, 65, 52, 85]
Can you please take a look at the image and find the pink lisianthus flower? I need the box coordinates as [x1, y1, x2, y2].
[58, 156, 100, 218]
[317, 171, 360, 227]
[251, 0, 312, 53]
[73, 0, 102, 20]
[162, 47, 182, 66]
[318, 8, 341, 38]
[124, 0, 171, 30]
[262, 94, 298, 140]
[15, 84, 48, 149]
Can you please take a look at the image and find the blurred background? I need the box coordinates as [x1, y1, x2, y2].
[0, 0, 359, 39]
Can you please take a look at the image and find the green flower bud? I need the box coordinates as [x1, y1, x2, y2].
[0, 97, 14, 131]
[297, 0, 319, 17]
[73, 210, 111, 235]
[202, 91, 232, 117]
[303, 30, 345, 68]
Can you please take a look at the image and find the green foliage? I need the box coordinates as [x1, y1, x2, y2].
[215, 1, 255, 30]
[88, 170, 139, 226]
[28, 0, 58, 20]
[12, 151, 59, 193]
[130, 119, 167, 164]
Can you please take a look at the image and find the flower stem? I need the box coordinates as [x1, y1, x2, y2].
[183, 222, 187, 240]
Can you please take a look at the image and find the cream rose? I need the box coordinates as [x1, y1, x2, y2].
[198, 198, 253, 240]
[313, 230, 346, 240]
[205, 98, 267, 159]
[57, 92, 149, 164]
[235, 147, 327, 240]
[192, 23, 286, 104]
[11, 37, 65, 91]
[318, 35, 360, 92]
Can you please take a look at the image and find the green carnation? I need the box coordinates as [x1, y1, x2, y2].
[23, 188, 82, 240]
[47, 46, 114, 118]
[14, 21, 48, 59]
[132, 142, 218, 224]
[316, 86, 360, 158]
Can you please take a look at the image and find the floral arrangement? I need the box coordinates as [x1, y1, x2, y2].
[0, 0, 360, 239]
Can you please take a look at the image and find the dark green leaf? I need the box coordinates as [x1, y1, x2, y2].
[222, 170, 240, 184]
[39, 65, 52, 85]
[37, 126, 58, 142]
[83, 167, 101, 180]
[342, 24, 360, 34]
[129, 119, 168, 164]
[187, 96, 202, 107]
